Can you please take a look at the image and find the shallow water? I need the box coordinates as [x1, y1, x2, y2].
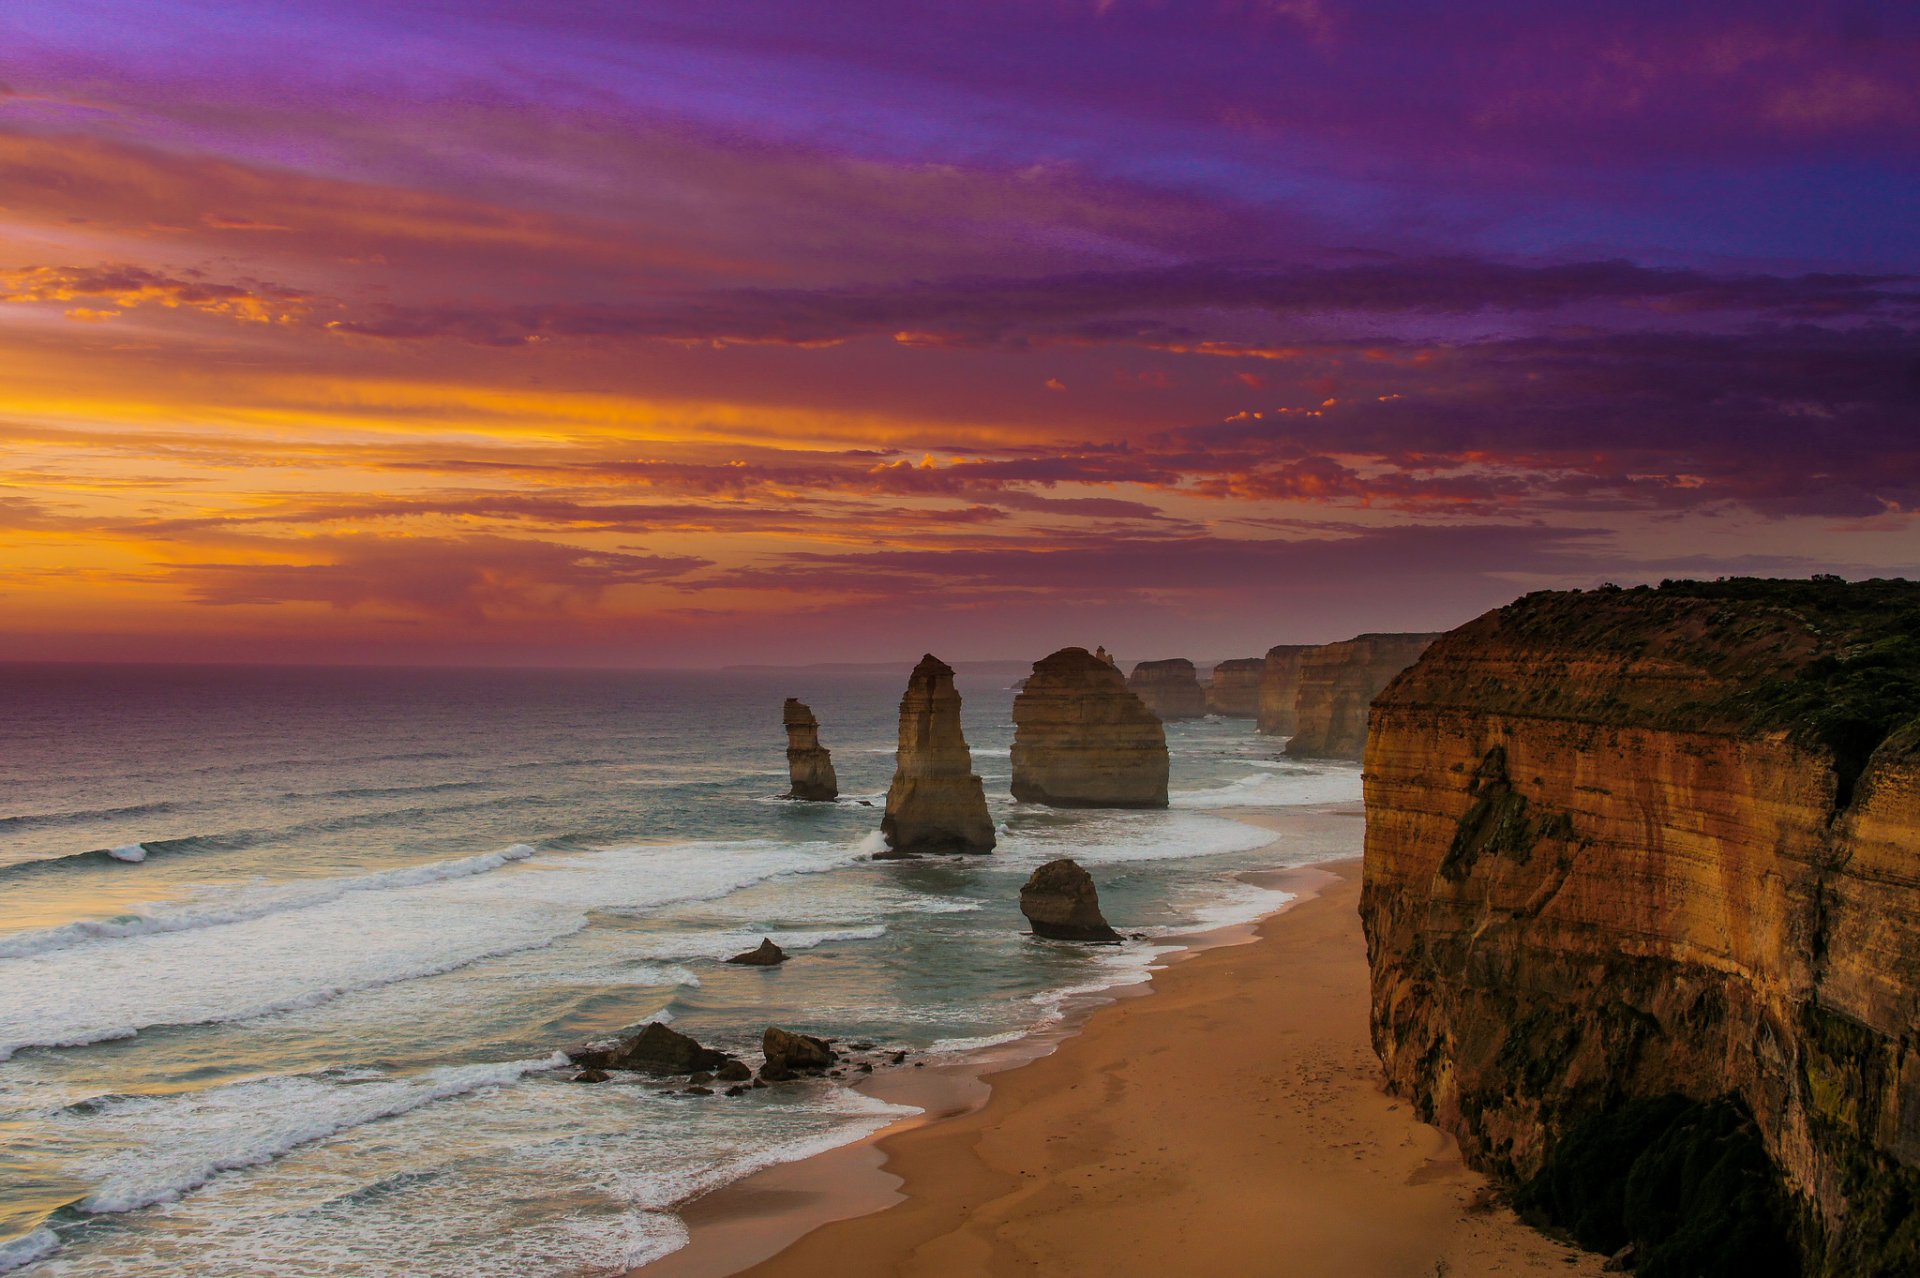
[0, 662, 1359, 1275]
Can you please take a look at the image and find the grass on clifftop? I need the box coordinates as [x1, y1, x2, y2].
[1486, 577, 1920, 809]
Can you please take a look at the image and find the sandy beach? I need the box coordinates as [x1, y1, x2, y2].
[640, 812, 1603, 1278]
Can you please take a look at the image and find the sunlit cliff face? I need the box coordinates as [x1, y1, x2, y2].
[2, 1, 1916, 666]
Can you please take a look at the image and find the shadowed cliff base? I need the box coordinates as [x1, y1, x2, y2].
[1361, 576, 1920, 1277]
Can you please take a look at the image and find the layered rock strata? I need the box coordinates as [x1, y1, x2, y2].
[1360, 578, 1920, 1275]
[1256, 644, 1312, 736]
[1011, 647, 1169, 808]
[1019, 858, 1121, 942]
[1126, 658, 1206, 720]
[1204, 657, 1266, 717]
[1286, 632, 1440, 758]
[782, 698, 838, 800]
[880, 654, 996, 856]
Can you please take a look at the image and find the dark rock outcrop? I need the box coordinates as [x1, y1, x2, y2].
[1126, 658, 1206, 720]
[1255, 643, 1312, 736]
[1011, 647, 1168, 808]
[1285, 633, 1440, 758]
[726, 937, 788, 966]
[879, 654, 996, 856]
[782, 698, 838, 801]
[568, 1022, 735, 1076]
[762, 1026, 836, 1079]
[1204, 657, 1265, 717]
[1019, 858, 1121, 942]
[1362, 578, 1920, 1276]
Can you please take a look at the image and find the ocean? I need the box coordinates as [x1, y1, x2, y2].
[0, 662, 1361, 1276]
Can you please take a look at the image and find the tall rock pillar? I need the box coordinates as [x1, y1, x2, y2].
[880, 655, 996, 856]
[782, 698, 838, 801]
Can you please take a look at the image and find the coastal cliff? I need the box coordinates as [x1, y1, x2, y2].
[880, 654, 996, 856]
[1204, 657, 1265, 718]
[1011, 647, 1168, 808]
[1287, 633, 1439, 758]
[781, 698, 837, 801]
[1127, 658, 1206, 720]
[1360, 578, 1920, 1275]
[1256, 644, 1311, 736]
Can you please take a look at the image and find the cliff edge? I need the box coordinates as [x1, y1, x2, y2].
[1361, 578, 1920, 1276]
[1287, 633, 1440, 758]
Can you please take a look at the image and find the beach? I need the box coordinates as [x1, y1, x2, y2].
[644, 821, 1603, 1277]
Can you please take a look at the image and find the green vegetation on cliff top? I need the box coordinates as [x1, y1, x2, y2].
[1461, 576, 1920, 807]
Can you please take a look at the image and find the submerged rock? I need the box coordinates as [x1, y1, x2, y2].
[1019, 858, 1121, 943]
[1204, 657, 1265, 718]
[1126, 658, 1207, 720]
[1011, 647, 1168, 808]
[571, 1068, 610, 1084]
[782, 698, 838, 801]
[879, 654, 996, 856]
[726, 937, 788, 966]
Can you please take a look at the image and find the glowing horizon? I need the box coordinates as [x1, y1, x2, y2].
[3, 2, 1916, 667]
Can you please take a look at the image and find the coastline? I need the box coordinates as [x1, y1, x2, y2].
[635, 805, 1603, 1277]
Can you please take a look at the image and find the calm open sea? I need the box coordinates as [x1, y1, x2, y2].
[0, 662, 1359, 1276]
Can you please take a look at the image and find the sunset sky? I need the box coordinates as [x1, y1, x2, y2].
[2, 1, 1916, 667]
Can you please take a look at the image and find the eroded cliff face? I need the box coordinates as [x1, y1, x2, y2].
[1286, 633, 1439, 758]
[1011, 647, 1168, 808]
[1256, 644, 1310, 736]
[1204, 657, 1265, 718]
[881, 654, 996, 856]
[1126, 658, 1206, 720]
[1361, 580, 1920, 1275]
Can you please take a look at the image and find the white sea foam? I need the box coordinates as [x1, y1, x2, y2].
[635, 926, 887, 963]
[70, 1055, 568, 1215]
[0, 839, 862, 1060]
[995, 809, 1275, 867]
[0, 844, 539, 961]
[0, 1228, 59, 1275]
[106, 843, 148, 863]
[1169, 765, 1361, 809]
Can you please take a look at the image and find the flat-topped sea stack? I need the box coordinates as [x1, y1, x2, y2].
[1255, 644, 1312, 736]
[879, 654, 996, 856]
[1126, 658, 1206, 721]
[1203, 657, 1264, 718]
[1010, 647, 1169, 808]
[781, 698, 837, 801]
[1361, 578, 1920, 1275]
[1285, 633, 1440, 758]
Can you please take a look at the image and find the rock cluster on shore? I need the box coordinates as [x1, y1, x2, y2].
[1361, 578, 1920, 1275]
[879, 654, 996, 856]
[1019, 858, 1121, 942]
[782, 698, 838, 801]
[1126, 658, 1206, 720]
[1010, 647, 1168, 808]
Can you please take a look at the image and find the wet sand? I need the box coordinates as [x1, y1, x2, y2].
[639, 816, 1601, 1277]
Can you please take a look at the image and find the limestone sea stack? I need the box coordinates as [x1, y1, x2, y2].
[1019, 858, 1121, 942]
[1361, 578, 1920, 1275]
[1204, 657, 1265, 717]
[1284, 633, 1440, 758]
[1255, 644, 1312, 736]
[1126, 658, 1206, 720]
[781, 698, 838, 800]
[1010, 647, 1169, 808]
[879, 654, 996, 856]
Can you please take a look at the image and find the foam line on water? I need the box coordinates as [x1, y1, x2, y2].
[0, 1228, 59, 1276]
[1169, 766, 1362, 809]
[67, 1055, 568, 1215]
[0, 838, 867, 1060]
[0, 845, 540, 961]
